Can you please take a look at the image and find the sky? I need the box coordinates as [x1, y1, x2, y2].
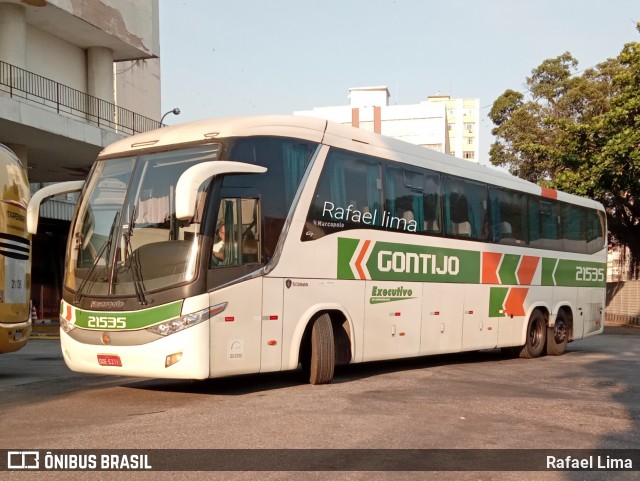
[158, 0, 640, 164]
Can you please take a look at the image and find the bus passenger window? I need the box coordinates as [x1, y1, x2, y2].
[423, 173, 441, 234]
[586, 209, 606, 254]
[443, 176, 488, 241]
[489, 187, 528, 245]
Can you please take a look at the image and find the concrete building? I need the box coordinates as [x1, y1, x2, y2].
[0, 0, 161, 319]
[296, 86, 449, 154]
[427, 95, 480, 162]
[295, 87, 481, 162]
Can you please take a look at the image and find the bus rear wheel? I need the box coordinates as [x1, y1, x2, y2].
[517, 309, 547, 359]
[308, 314, 335, 385]
[547, 310, 569, 356]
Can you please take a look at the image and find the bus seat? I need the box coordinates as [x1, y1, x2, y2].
[425, 219, 439, 233]
[242, 231, 259, 263]
[424, 197, 439, 233]
[453, 221, 471, 237]
[500, 221, 512, 237]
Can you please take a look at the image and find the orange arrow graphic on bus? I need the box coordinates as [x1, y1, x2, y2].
[517, 256, 540, 285]
[504, 287, 528, 317]
[482, 252, 502, 284]
[354, 240, 372, 280]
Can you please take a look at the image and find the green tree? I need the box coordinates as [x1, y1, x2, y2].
[489, 24, 640, 277]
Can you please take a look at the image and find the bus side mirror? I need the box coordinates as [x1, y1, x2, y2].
[27, 181, 85, 234]
[175, 161, 267, 220]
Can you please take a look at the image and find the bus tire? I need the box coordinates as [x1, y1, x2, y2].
[309, 314, 335, 385]
[547, 309, 569, 356]
[518, 309, 547, 359]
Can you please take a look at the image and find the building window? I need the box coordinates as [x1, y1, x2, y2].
[467, 137, 474, 145]
[463, 151, 475, 160]
[448, 123, 454, 131]
[465, 123, 474, 131]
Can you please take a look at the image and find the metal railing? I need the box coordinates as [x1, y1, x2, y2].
[0, 60, 162, 135]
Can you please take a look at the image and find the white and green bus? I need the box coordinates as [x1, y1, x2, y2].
[27, 116, 607, 384]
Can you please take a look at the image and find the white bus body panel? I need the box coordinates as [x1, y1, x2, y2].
[461, 285, 498, 351]
[282, 279, 365, 370]
[420, 283, 463, 355]
[261, 277, 284, 372]
[363, 280, 421, 361]
[209, 277, 262, 377]
[580, 287, 605, 337]
[60, 321, 210, 379]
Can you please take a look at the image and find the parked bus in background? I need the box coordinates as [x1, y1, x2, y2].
[27, 116, 607, 384]
[0, 143, 31, 354]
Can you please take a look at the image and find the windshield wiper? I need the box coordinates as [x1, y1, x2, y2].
[74, 211, 120, 304]
[122, 205, 149, 305]
[130, 248, 148, 305]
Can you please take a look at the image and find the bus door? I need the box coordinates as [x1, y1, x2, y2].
[208, 194, 267, 377]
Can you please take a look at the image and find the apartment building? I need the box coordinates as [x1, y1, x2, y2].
[295, 87, 480, 162]
[427, 95, 480, 162]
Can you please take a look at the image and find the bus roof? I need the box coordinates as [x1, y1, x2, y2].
[98, 115, 604, 212]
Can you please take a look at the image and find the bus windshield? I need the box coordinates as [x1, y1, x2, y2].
[65, 145, 219, 300]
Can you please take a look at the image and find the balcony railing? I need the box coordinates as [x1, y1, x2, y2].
[0, 60, 162, 135]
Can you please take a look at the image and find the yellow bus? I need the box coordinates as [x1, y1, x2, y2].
[0, 143, 32, 353]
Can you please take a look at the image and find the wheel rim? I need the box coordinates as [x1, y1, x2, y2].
[530, 318, 544, 349]
[553, 319, 567, 344]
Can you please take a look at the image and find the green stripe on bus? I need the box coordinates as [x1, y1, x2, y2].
[337, 237, 359, 280]
[489, 287, 509, 318]
[498, 254, 520, 285]
[338, 237, 606, 287]
[338, 237, 480, 283]
[74, 300, 183, 330]
[541, 258, 557, 286]
[553, 259, 607, 287]
[367, 241, 481, 283]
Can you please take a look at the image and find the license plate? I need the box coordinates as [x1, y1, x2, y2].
[97, 354, 122, 367]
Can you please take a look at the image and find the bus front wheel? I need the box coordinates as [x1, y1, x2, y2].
[517, 309, 547, 359]
[546, 310, 569, 356]
[308, 314, 335, 385]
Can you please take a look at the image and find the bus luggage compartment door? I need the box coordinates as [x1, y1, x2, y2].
[363, 280, 421, 361]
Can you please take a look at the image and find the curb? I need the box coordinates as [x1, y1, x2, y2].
[30, 320, 60, 340]
[605, 313, 640, 327]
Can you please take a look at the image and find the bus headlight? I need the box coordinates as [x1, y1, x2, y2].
[147, 303, 227, 337]
[60, 316, 75, 333]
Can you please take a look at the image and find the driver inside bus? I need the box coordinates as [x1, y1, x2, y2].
[212, 224, 225, 265]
